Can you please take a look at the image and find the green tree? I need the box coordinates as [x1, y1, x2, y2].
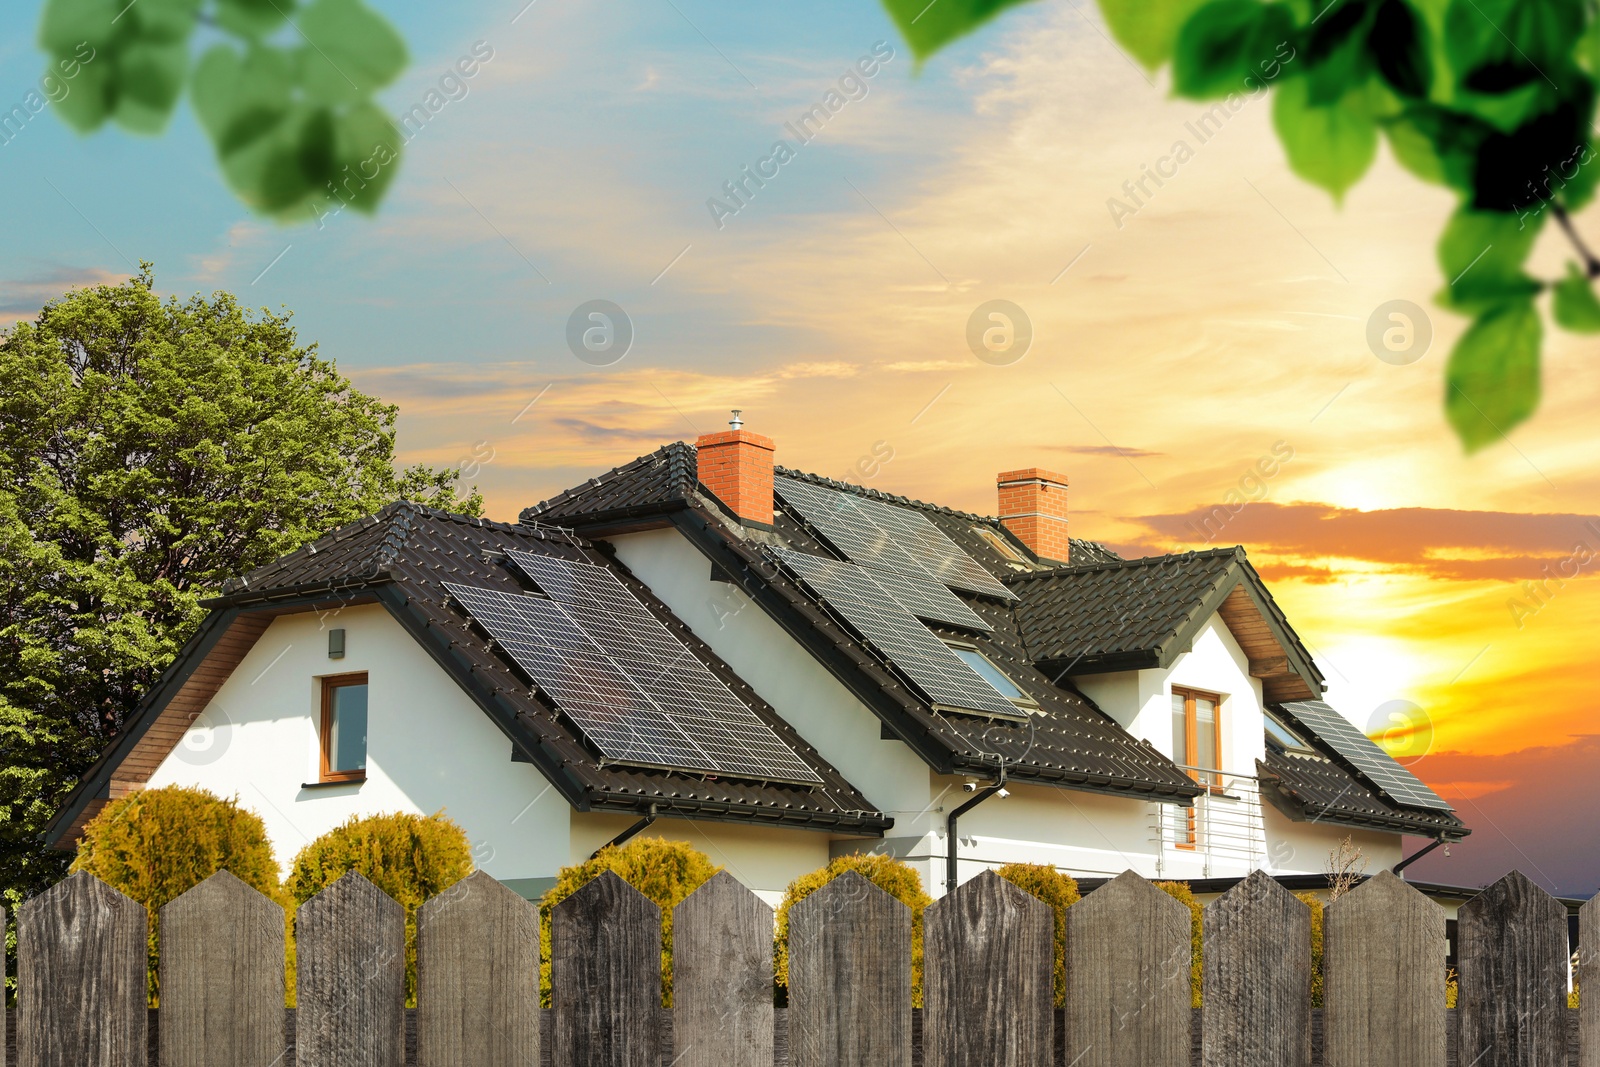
[38, 0, 408, 220]
[884, 0, 1600, 451]
[0, 266, 478, 995]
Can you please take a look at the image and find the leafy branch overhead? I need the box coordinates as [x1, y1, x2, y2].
[884, 0, 1600, 452]
[39, 0, 408, 219]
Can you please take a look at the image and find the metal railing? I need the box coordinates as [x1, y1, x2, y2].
[1150, 766, 1266, 877]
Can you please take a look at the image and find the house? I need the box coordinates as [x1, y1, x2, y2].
[45, 421, 1468, 904]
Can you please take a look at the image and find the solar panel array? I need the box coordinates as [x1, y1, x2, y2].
[445, 552, 823, 785]
[774, 549, 1026, 720]
[1276, 700, 1452, 812]
[774, 477, 1015, 602]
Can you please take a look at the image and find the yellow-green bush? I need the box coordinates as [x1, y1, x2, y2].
[775, 852, 934, 1006]
[1154, 881, 1204, 1008]
[1294, 891, 1325, 1008]
[995, 863, 1079, 1007]
[72, 785, 283, 1005]
[539, 837, 719, 1008]
[285, 810, 472, 1006]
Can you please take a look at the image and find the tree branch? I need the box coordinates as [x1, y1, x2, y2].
[1553, 203, 1600, 278]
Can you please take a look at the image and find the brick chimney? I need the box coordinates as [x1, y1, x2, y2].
[997, 468, 1070, 564]
[697, 411, 775, 526]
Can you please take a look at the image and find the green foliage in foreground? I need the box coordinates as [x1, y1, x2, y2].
[38, 0, 408, 219]
[0, 267, 478, 998]
[882, 0, 1600, 451]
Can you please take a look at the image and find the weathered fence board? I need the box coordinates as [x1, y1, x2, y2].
[1063, 869, 1192, 1067]
[923, 870, 1051, 1067]
[1323, 869, 1445, 1067]
[158, 870, 286, 1067]
[1201, 868, 1311, 1067]
[673, 871, 774, 1067]
[1583, 896, 1598, 1067]
[551, 869, 661, 1067]
[295, 871, 406, 1067]
[16, 870, 147, 1067]
[788, 870, 912, 1067]
[417, 870, 539, 1067]
[1459, 871, 1570, 1067]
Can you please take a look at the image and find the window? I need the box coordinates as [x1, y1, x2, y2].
[1264, 710, 1313, 754]
[948, 644, 1036, 709]
[319, 673, 369, 783]
[1171, 687, 1223, 849]
[973, 526, 1026, 564]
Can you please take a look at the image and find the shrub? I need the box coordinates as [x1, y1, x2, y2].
[1294, 891, 1325, 1008]
[775, 852, 934, 1006]
[995, 863, 1079, 1007]
[539, 837, 720, 1008]
[285, 810, 473, 1006]
[1155, 881, 1204, 1008]
[71, 786, 282, 1005]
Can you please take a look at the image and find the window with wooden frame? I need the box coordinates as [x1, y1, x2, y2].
[319, 673, 369, 783]
[1171, 687, 1223, 847]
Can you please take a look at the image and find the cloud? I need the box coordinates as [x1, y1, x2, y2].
[1047, 443, 1164, 459]
[1132, 502, 1600, 582]
[0, 265, 128, 325]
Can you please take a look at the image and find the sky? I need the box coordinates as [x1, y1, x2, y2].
[3, 0, 1596, 895]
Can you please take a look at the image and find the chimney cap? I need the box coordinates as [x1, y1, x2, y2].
[728, 409, 743, 430]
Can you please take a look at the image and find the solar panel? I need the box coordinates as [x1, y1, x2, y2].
[847, 492, 1018, 601]
[774, 477, 942, 579]
[774, 549, 1027, 720]
[1276, 700, 1453, 812]
[503, 550, 822, 784]
[856, 562, 993, 631]
[449, 566, 821, 785]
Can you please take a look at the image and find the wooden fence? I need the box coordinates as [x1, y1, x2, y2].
[4, 865, 1594, 1067]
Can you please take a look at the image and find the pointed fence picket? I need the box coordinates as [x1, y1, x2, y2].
[550, 869, 660, 1067]
[1458, 871, 1572, 1067]
[672, 871, 774, 1067]
[1201, 869, 1312, 1067]
[157, 870, 286, 1067]
[294, 871, 406, 1067]
[1062, 869, 1192, 1067]
[787, 870, 912, 1067]
[923, 870, 1052, 1067]
[1323, 870, 1446, 1067]
[4, 865, 1592, 1066]
[416, 869, 539, 1067]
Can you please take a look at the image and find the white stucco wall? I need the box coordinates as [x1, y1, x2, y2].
[147, 603, 571, 890]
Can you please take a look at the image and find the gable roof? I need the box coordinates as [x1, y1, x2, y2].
[1006, 549, 1325, 703]
[1257, 747, 1469, 837]
[45, 503, 892, 849]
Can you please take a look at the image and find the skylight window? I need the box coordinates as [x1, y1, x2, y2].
[948, 644, 1035, 708]
[974, 526, 1026, 564]
[1264, 711, 1313, 754]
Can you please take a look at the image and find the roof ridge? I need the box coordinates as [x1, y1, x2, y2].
[774, 464, 998, 524]
[1004, 545, 1244, 583]
[521, 441, 696, 520]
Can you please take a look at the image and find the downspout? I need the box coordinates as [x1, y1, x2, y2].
[1391, 835, 1448, 876]
[590, 804, 657, 859]
[946, 780, 1004, 892]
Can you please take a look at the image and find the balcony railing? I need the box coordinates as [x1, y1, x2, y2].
[1149, 766, 1266, 877]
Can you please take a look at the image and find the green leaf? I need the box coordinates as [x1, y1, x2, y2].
[38, 0, 123, 54]
[1469, 83, 1596, 213]
[191, 44, 293, 150]
[295, 0, 408, 98]
[1435, 206, 1542, 312]
[1099, 0, 1213, 69]
[1382, 104, 1488, 190]
[112, 40, 187, 133]
[1370, 0, 1431, 97]
[50, 55, 115, 132]
[1444, 298, 1540, 451]
[1443, 0, 1580, 92]
[215, 0, 294, 40]
[1272, 76, 1379, 199]
[1173, 0, 1295, 100]
[326, 102, 403, 213]
[1552, 261, 1600, 332]
[125, 0, 202, 44]
[878, 0, 1039, 60]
